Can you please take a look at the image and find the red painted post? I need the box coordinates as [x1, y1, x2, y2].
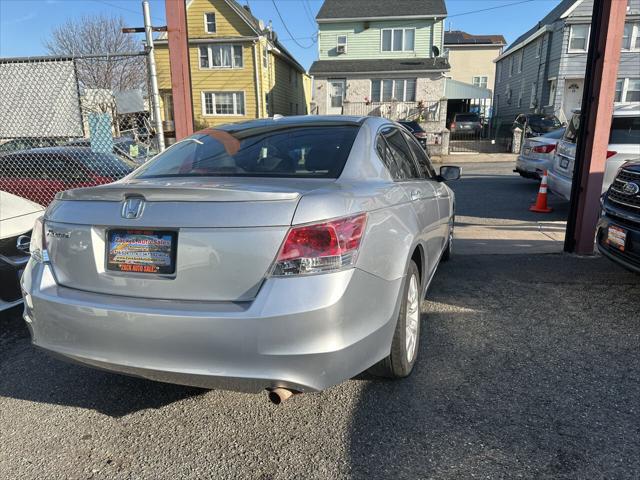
[165, 0, 194, 140]
[565, 0, 627, 254]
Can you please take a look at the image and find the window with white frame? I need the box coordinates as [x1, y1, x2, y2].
[536, 39, 542, 58]
[202, 91, 245, 115]
[199, 44, 243, 68]
[568, 24, 590, 52]
[472, 76, 488, 89]
[262, 46, 268, 69]
[381, 28, 415, 52]
[337, 35, 348, 53]
[370, 79, 417, 102]
[530, 83, 537, 108]
[547, 79, 557, 106]
[622, 23, 640, 51]
[517, 83, 524, 107]
[616, 78, 640, 102]
[518, 51, 523, 73]
[204, 13, 216, 33]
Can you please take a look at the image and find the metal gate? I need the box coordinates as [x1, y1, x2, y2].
[449, 128, 506, 154]
[0, 53, 163, 207]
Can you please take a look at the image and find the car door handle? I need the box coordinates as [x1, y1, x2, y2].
[410, 190, 421, 201]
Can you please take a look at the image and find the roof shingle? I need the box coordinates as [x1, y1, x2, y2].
[309, 58, 450, 75]
[444, 30, 506, 46]
[316, 0, 447, 20]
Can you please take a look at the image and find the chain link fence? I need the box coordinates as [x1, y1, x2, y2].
[0, 53, 163, 207]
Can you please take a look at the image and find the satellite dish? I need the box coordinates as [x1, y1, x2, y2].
[432, 46, 440, 57]
[258, 19, 265, 32]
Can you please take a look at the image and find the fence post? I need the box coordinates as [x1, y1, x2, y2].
[142, 0, 165, 152]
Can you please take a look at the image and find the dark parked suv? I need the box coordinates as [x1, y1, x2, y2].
[597, 161, 640, 273]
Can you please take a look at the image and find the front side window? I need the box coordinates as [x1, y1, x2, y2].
[134, 126, 360, 179]
[569, 25, 589, 52]
[199, 44, 243, 69]
[204, 13, 216, 33]
[370, 79, 417, 102]
[202, 91, 245, 116]
[381, 28, 416, 52]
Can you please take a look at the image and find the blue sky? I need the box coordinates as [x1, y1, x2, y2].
[0, 0, 563, 69]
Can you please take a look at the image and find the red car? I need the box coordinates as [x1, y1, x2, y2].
[0, 147, 136, 206]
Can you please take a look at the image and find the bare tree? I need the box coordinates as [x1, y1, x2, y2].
[44, 15, 146, 93]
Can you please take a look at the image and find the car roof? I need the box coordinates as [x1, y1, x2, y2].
[215, 115, 368, 134]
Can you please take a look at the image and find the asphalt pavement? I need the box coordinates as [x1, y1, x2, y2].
[1, 162, 639, 479]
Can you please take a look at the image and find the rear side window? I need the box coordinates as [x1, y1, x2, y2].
[403, 131, 436, 178]
[564, 114, 581, 144]
[382, 128, 420, 180]
[609, 116, 640, 144]
[376, 135, 401, 178]
[136, 126, 359, 179]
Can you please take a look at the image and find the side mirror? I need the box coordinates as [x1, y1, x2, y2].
[438, 165, 461, 182]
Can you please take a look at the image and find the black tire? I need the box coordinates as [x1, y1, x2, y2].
[369, 260, 421, 379]
[442, 216, 454, 262]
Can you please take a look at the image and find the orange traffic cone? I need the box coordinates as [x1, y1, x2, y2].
[529, 170, 553, 213]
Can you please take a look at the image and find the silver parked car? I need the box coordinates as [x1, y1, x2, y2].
[515, 127, 565, 180]
[548, 103, 640, 200]
[21, 116, 459, 401]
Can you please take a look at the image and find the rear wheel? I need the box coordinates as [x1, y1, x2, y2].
[369, 260, 421, 378]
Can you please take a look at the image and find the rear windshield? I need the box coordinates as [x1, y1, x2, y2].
[609, 116, 640, 144]
[564, 114, 581, 144]
[81, 151, 136, 176]
[528, 115, 562, 132]
[400, 121, 424, 132]
[135, 126, 359, 179]
[455, 114, 479, 122]
[542, 128, 566, 140]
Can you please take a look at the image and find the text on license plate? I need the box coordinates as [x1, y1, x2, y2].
[107, 229, 177, 274]
[607, 225, 627, 252]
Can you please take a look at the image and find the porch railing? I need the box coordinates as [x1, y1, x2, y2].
[342, 100, 441, 122]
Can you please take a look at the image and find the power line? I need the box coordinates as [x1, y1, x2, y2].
[448, 0, 536, 18]
[270, 0, 316, 49]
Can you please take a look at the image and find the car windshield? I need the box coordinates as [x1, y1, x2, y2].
[564, 114, 581, 144]
[542, 128, 566, 139]
[528, 115, 562, 132]
[609, 116, 640, 144]
[135, 125, 360, 179]
[455, 114, 479, 122]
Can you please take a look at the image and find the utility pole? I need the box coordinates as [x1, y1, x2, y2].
[122, 2, 167, 152]
[564, 0, 626, 254]
[142, 0, 165, 152]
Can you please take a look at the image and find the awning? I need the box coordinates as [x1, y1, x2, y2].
[445, 78, 492, 100]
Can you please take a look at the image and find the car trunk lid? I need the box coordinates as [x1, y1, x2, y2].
[45, 178, 332, 301]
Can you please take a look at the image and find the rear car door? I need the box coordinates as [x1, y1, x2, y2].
[403, 130, 450, 249]
[379, 127, 441, 276]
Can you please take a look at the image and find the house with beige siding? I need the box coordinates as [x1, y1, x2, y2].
[443, 30, 505, 122]
[154, 0, 311, 133]
[309, 0, 450, 136]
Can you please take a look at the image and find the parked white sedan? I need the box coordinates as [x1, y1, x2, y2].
[515, 128, 565, 180]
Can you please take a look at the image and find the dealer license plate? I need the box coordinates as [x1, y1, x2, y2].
[107, 230, 177, 274]
[607, 225, 627, 252]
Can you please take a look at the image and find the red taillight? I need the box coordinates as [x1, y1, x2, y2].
[532, 144, 556, 154]
[414, 132, 427, 139]
[606, 150, 617, 159]
[450, 122, 456, 129]
[272, 213, 368, 276]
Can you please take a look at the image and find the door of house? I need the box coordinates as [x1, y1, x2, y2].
[327, 79, 345, 115]
[563, 79, 584, 121]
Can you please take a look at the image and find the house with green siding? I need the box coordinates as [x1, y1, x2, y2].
[309, 0, 450, 133]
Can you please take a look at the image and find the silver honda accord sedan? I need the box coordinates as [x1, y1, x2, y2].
[21, 115, 459, 400]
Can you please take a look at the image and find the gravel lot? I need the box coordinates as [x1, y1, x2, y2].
[1, 163, 639, 479]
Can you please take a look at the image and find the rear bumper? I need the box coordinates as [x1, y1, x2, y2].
[547, 169, 572, 201]
[596, 212, 640, 274]
[21, 261, 402, 393]
[515, 155, 551, 179]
